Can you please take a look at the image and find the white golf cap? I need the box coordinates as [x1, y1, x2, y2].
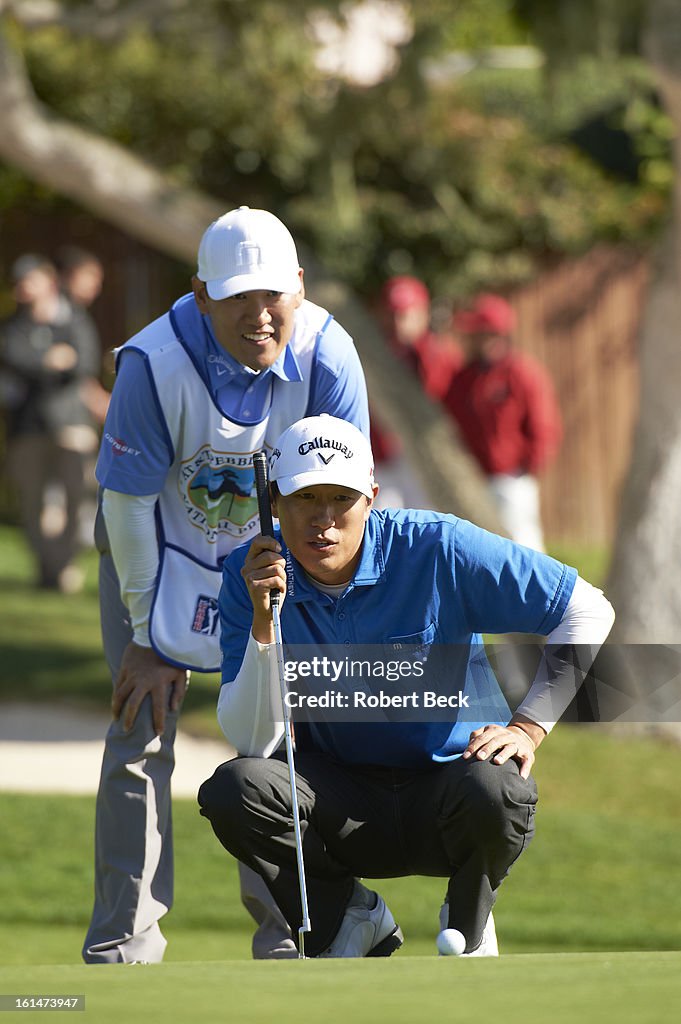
[197, 206, 302, 300]
[270, 416, 375, 498]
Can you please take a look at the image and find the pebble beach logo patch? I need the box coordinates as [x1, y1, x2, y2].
[179, 446, 258, 542]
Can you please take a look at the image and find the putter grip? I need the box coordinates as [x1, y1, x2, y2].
[252, 450, 280, 609]
[253, 451, 275, 537]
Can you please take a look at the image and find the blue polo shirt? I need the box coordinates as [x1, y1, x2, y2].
[97, 293, 369, 495]
[219, 508, 577, 767]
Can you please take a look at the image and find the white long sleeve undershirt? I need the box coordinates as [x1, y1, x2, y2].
[217, 574, 615, 756]
[217, 635, 286, 757]
[514, 575, 615, 730]
[101, 488, 160, 647]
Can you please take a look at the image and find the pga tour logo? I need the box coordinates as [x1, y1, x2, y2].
[191, 595, 219, 636]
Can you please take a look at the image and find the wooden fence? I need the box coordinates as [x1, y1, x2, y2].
[512, 246, 648, 547]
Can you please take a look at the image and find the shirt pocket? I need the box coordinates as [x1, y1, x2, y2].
[386, 622, 437, 660]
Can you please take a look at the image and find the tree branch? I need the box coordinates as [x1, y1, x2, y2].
[1, 0, 191, 41]
[0, 22, 221, 260]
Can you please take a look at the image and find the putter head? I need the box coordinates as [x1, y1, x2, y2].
[298, 923, 311, 960]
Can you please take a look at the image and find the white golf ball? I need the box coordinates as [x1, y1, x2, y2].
[436, 928, 466, 956]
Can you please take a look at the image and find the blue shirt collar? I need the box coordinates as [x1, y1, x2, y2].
[353, 512, 385, 583]
[283, 510, 385, 604]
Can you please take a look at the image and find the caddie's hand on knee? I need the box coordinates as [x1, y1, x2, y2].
[112, 641, 190, 735]
[462, 719, 543, 779]
[241, 535, 287, 644]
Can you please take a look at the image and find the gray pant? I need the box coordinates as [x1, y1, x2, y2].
[7, 434, 86, 586]
[199, 751, 538, 956]
[82, 508, 293, 963]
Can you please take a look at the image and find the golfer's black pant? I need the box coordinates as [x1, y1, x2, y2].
[198, 753, 537, 956]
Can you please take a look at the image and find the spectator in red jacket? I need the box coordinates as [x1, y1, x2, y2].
[443, 294, 562, 551]
[369, 276, 462, 510]
[379, 275, 462, 401]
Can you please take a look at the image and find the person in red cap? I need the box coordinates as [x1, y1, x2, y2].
[379, 275, 462, 402]
[443, 293, 562, 551]
[369, 276, 463, 509]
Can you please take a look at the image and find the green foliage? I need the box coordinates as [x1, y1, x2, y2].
[619, 93, 677, 189]
[20, 21, 321, 193]
[512, 0, 647, 63]
[289, 64, 666, 297]
[436, 0, 528, 51]
[0, 0, 671, 298]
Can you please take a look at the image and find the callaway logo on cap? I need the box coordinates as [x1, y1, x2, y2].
[270, 415, 374, 497]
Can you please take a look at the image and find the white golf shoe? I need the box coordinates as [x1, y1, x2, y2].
[438, 897, 499, 957]
[318, 880, 403, 958]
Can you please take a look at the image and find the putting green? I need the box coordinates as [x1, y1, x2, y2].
[1, 953, 679, 1023]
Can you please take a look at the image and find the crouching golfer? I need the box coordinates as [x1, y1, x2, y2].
[199, 415, 614, 958]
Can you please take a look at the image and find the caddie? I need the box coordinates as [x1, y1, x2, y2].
[199, 415, 615, 958]
[83, 209, 369, 964]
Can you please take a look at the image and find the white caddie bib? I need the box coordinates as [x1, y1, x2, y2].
[127, 301, 331, 670]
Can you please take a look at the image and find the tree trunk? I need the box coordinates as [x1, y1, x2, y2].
[604, 0, 681, 737]
[0, 19, 502, 530]
[609, 0, 681, 641]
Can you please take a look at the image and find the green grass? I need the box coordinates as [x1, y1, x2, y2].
[546, 542, 611, 588]
[0, 955, 679, 1024]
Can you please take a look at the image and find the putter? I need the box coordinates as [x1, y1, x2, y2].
[252, 450, 312, 959]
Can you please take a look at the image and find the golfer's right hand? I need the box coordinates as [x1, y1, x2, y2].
[112, 641, 189, 735]
[241, 535, 287, 641]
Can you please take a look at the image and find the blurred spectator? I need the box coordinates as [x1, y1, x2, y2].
[443, 293, 562, 551]
[56, 246, 104, 309]
[371, 276, 462, 509]
[379, 275, 462, 400]
[55, 246, 110, 424]
[0, 254, 104, 591]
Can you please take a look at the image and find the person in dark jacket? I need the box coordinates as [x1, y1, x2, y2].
[1, 254, 103, 591]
